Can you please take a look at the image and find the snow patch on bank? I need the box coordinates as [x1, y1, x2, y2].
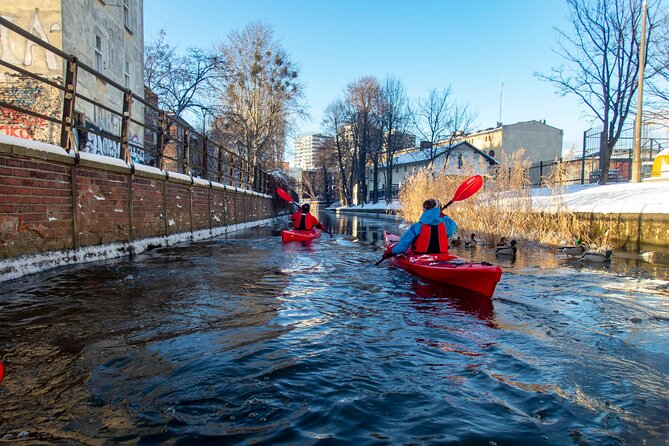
[330, 199, 401, 212]
[0, 218, 276, 283]
[531, 181, 669, 214]
[332, 181, 669, 215]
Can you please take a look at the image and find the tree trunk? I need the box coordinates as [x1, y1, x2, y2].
[372, 152, 379, 203]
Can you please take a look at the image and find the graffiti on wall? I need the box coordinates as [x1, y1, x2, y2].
[0, 6, 62, 143]
[75, 122, 150, 164]
[77, 122, 120, 158]
[0, 8, 61, 74]
[0, 73, 61, 143]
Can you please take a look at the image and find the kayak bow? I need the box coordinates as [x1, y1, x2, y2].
[384, 232, 503, 298]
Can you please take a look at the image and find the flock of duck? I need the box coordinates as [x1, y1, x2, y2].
[449, 235, 613, 263]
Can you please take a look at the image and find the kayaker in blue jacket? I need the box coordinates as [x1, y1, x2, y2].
[384, 198, 457, 258]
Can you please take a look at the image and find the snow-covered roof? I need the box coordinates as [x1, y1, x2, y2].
[393, 149, 437, 165]
[392, 141, 499, 167]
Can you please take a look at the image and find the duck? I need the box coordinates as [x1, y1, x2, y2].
[450, 235, 462, 247]
[464, 233, 478, 249]
[560, 239, 586, 258]
[495, 239, 517, 257]
[579, 250, 612, 263]
[641, 251, 669, 265]
[496, 237, 509, 247]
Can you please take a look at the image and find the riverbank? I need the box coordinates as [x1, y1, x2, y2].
[329, 181, 669, 254]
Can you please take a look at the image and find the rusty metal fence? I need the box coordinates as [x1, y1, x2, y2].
[0, 16, 272, 194]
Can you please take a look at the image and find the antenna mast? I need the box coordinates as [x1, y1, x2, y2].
[498, 79, 504, 126]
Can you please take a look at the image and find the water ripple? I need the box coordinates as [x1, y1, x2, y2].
[0, 215, 667, 444]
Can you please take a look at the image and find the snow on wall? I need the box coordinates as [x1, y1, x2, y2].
[0, 217, 277, 282]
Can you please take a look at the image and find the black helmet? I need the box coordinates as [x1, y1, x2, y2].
[302, 203, 310, 212]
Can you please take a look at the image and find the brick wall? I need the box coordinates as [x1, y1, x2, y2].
[0, 155, 73, 256]
[0, 138, 277, 260]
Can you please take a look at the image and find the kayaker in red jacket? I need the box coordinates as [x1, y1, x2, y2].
[383, 198, 456, 259]
[291, 203, 326, 231]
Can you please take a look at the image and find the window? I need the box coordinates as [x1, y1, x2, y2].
[123, 0, 132, 32]
[458, 154, 463, 169]
[124, 61, 130, 88]
[95, 34, 103, 72]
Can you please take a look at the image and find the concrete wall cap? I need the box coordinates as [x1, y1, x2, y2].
[167, 171, 193, 185]
[193, 177, 211, 188]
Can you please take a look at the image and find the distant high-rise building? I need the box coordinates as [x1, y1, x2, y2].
[294, 133, 333, 170]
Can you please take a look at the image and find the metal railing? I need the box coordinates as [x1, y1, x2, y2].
[0, 16, 273, 194]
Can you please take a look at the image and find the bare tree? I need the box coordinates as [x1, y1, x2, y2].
[647, 9, 669, 118]
[323, 100, 354, 205]
[537, 0, 660, 184]
[440, 100, 478, 164]
[411, 87, 453, 162]
[144, 30, 222, 118]
[216, 22, 307, 169]
[412, 87, 478, 164]
[346, 76, 381, 204]
[379, 76, 410, 202]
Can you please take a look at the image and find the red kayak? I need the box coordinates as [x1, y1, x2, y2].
[281, 228, 322, 243]
[384, 232, 503, 298]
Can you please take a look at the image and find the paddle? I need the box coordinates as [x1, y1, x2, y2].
[276, 187, 333, 237]
[441, 175, 483, 210]
[277, 187, 299, 210]
[375, 175, 484, 265]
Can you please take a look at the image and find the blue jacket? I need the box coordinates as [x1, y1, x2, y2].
[391, 207, 457, 255]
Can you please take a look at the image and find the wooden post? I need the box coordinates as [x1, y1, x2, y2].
[60, 57, 78, 151]
[156, 111, 166, 170]
[183, 126, 190, 175]
[203, 136, 209, 180]
[120, 89, 132, 163]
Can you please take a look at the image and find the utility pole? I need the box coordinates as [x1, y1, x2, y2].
[632, 0, 648, 183]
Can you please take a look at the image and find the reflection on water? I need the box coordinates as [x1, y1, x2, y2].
[0, 211, 667, 445]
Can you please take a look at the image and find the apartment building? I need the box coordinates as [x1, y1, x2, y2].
[0, 0, 145, 158]
[294, 132, 333, 170]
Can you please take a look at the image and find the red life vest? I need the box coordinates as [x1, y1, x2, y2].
[412, 223, 449, 254]
[291, 210, 321, 230]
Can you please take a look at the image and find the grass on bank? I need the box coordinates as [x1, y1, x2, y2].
[397, 151, 609, 250]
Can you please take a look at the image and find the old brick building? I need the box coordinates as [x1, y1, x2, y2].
[0, 0, 145, 157]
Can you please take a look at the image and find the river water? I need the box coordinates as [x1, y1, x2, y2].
[1, 212, 668, 445]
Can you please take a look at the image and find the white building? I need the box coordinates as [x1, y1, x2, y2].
[367, 141, 499, 201]
[294, 132, 333, 170]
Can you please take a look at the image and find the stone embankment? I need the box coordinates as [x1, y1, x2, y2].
[0, 135, 278, 280]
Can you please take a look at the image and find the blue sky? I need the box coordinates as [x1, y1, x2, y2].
[144, 0, 595, 160]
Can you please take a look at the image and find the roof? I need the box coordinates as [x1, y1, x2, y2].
[462, 119, 563, 138]
[392, 141, 499, 167]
